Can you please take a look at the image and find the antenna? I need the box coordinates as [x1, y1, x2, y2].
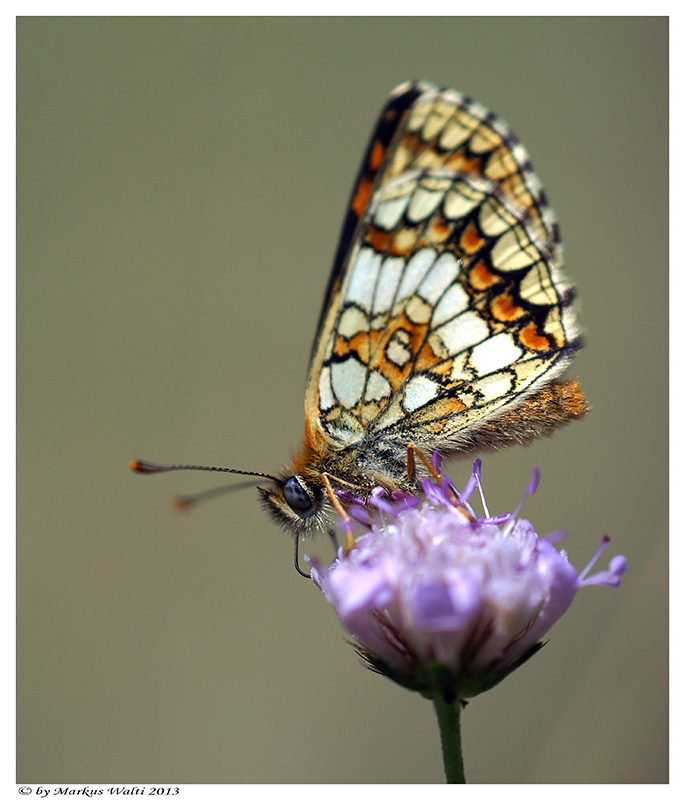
[129, 459, 278, 482]
[172, 480, 264, 511]
[130, 459, 315, 580]
[130, 459, 279, 511]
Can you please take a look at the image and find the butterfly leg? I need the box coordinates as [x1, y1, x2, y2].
[321, 472, 356, 554]
[406, 443, 441, 483]
[406, 443, 475, 522]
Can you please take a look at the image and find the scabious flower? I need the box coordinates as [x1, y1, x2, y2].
[308, 456, 626, 782]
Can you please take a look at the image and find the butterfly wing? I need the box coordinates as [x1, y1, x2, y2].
[305, 81, 585, 459]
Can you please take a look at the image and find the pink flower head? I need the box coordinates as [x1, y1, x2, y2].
[309, 457, 626, 701]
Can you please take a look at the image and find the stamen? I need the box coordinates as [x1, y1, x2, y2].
[471, 459, 490, 517]
[389, 492, 421, 517]
[368, 486, 397, 517]
[578, 549, 627, 588]
[578, 535, 611, 581]
[347, 504, 372, 526]
[458, 471, 478, 506]
[504, 467, 541, 533]
[484, 513, 513, 524]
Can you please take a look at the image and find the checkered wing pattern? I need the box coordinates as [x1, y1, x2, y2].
[305, 81, 582, 456]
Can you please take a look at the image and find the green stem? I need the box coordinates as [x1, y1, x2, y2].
[433, 695, 465, 783]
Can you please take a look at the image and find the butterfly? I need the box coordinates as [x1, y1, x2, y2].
[133, 81, 588, 566]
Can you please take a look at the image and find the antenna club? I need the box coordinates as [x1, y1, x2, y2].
[171, 497, 192, 512]
[129, 459, 165, 474]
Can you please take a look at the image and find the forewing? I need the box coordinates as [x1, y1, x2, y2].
[306, 82, 581, 452]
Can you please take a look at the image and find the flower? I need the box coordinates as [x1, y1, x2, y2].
[309, 457, 626, 702]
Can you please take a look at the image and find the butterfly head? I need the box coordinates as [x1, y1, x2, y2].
[259, 473, 329, 537]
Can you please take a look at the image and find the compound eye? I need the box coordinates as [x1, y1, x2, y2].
[282, 476, 313, 513]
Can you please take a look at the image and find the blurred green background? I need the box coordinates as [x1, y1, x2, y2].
[17, 17, 668, 784]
